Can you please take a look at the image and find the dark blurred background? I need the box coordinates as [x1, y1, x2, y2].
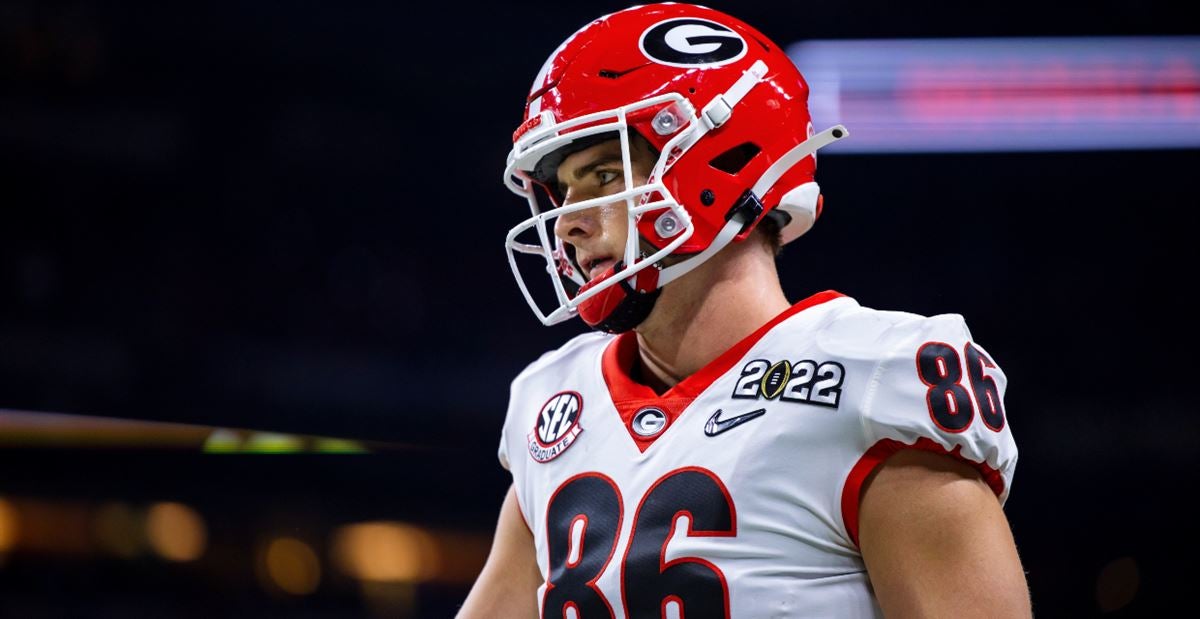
[1, 0, 1196, 617]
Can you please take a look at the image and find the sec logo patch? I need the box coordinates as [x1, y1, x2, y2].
[528, 391, 584, 463]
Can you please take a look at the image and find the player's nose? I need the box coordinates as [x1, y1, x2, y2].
[553, 202, 600, 242]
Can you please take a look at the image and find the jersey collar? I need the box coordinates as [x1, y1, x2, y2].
[601, 289, 846, 452]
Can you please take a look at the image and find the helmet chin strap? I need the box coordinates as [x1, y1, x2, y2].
[700, 60, 768, 130]
[577, 210, 745, 334]
[657, 216, 745, 287]
[576, 258, 663, 334]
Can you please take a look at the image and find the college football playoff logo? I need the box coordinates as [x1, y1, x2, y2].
[528, 391, 584, 462]
[639, 18, 747, 68]
[731, 358, 846, 408]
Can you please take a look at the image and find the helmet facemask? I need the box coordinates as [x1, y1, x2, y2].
[504, 94, 704, 328]
[502, 4, 850, 332]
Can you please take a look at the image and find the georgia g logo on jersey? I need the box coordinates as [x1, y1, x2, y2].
[528, 391, 584, 463]
[639, 18, 747, 68]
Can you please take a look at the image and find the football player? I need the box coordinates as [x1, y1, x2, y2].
[460, 3, 1031, 617]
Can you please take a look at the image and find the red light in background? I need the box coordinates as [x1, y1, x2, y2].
[789, 37, 1200, 152]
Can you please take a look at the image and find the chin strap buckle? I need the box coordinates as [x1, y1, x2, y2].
[700, 60, 768, 131]
[725, 189, 765, 234]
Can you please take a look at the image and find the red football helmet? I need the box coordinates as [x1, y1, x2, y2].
[503, 3, 847, 332]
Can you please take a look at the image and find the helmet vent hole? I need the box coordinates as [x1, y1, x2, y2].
[709, 142, 762, 175]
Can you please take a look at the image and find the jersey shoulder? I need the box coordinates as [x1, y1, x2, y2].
[510, 330, 613, 389]
[499, 331, 612, 471]
[812, 298, 974, 362]
[823, 298, 1017, 498]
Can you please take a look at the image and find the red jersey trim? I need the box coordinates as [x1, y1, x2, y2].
[601, 290, 846, 452]
[840, 437, 1007, 549]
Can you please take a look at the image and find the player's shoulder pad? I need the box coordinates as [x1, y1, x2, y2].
[855, 305, 1017, 502]
[510, 331, 613, 390]
[500, 331, 611, 472]
[812, 301, 971, 363]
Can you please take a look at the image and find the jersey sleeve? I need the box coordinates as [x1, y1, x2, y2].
[497, 345, 567, 473]
[843, 312, 1018, 546]
[498, 426, 511, 471]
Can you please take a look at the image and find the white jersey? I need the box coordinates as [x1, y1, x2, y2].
[498, 291, 1018, 619]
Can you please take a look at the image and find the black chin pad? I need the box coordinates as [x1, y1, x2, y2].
[591, 282, 661, 334]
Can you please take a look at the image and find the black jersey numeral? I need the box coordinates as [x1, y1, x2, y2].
[965, 343, 1005, 431]
[543, 474, 621, 618]
[543, 468, 736, 618]
[622, 468, 735, 618]
[916, 342, 1005, 433]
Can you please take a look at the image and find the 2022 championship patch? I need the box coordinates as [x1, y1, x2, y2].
[731, 358, 846, 408]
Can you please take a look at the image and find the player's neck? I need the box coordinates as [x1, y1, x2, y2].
[633, 240, 789, 393]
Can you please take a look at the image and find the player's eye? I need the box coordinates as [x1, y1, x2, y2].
[597, 170, 620, 185]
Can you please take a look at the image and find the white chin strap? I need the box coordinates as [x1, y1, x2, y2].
[658, 216, 743, 286]
[657, 124, 849, 287]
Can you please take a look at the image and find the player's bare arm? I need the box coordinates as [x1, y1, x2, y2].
[456, 485, 540, 619]
[860, 450, 1032, 618]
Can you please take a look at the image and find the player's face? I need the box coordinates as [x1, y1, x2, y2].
[553, 137, 656, 282]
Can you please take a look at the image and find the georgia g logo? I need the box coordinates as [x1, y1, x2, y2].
[639, 18, 747, 68]
[528, 391, 584, 463]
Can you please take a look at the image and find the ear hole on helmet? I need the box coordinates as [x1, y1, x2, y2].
[709, 142, 762, 175]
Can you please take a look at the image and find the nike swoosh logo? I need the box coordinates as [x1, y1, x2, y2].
[704, 408, 766, 437]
